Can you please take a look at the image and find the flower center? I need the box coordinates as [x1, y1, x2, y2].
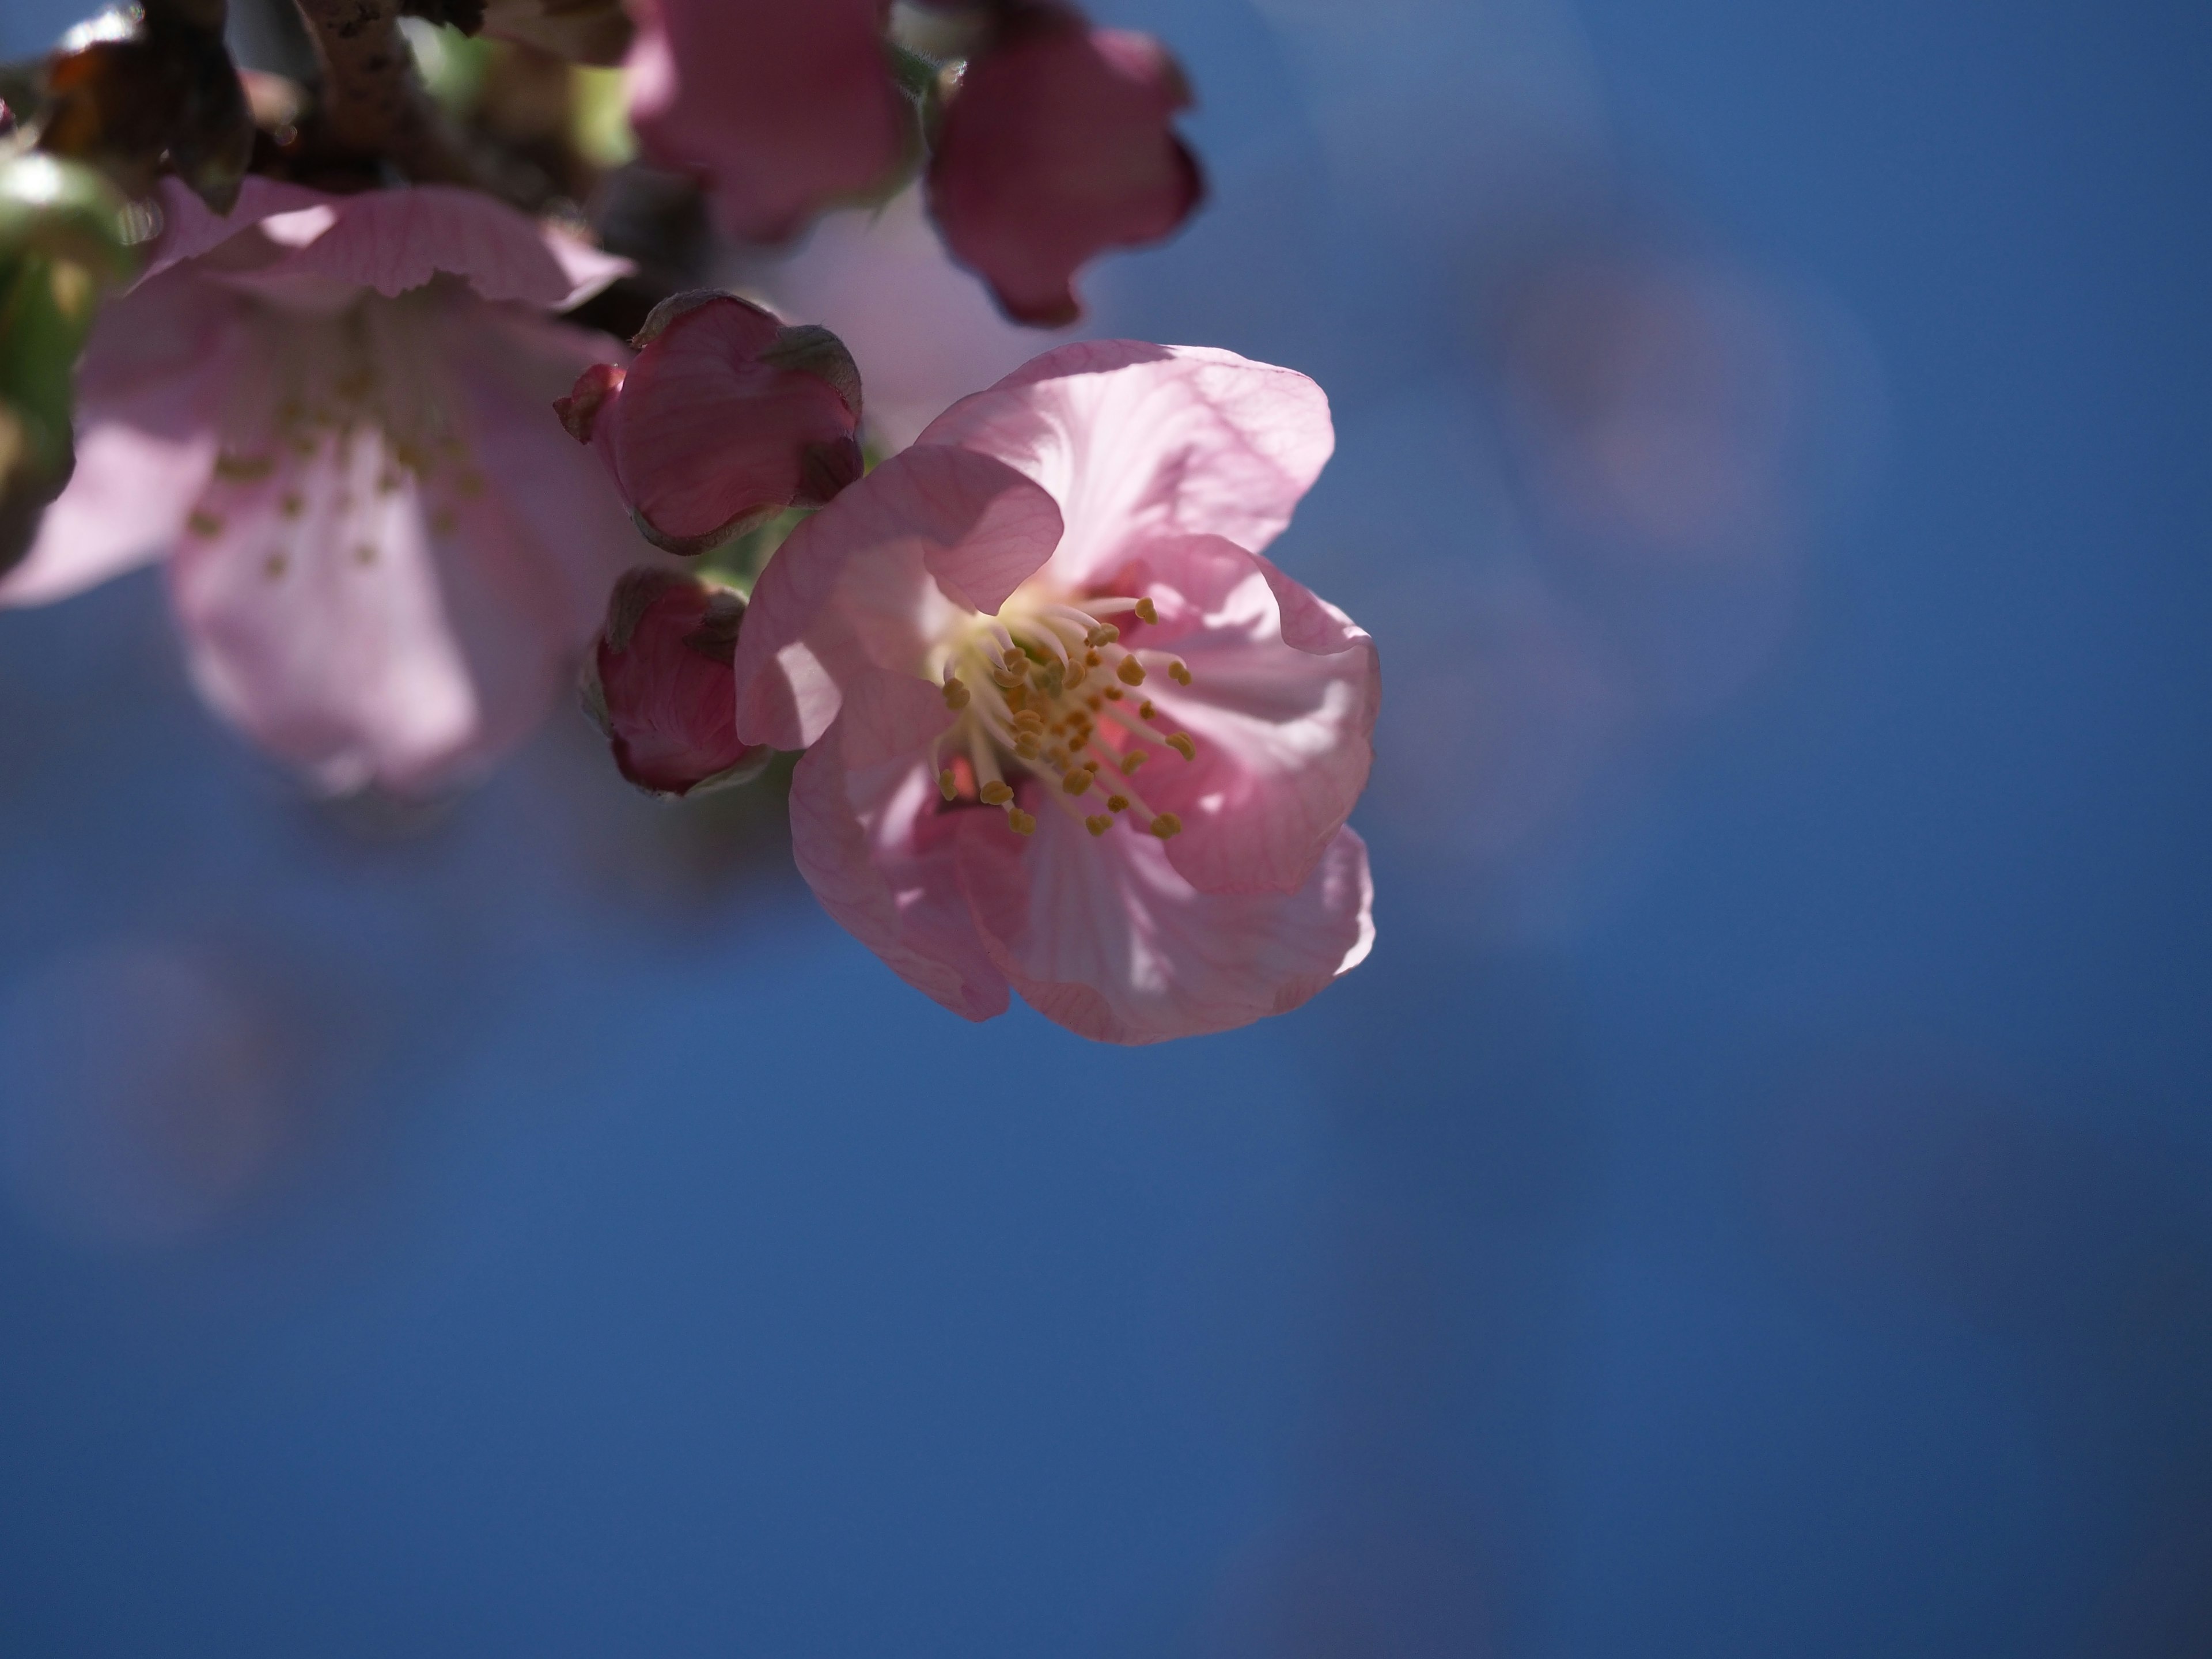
[928, 587, 1199, 840]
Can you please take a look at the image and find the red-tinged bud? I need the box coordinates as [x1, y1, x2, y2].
[926, 5, 1203, 327]
[582, 568, 768, 797]
[560, 291, 863, 557]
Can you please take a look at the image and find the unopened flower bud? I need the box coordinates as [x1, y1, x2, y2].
[582, 567, 767, 797]
[927, 5, 1203, 326]
[556, 291, 863, 556]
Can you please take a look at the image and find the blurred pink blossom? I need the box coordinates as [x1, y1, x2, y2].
[626, 0, 910, 244]
[929, 5, 1202, 325]
[729, 340, 1376, 1043]
[1, 177, 642, 794]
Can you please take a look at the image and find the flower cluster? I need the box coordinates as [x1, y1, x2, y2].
[1, 0, 1376, 1044]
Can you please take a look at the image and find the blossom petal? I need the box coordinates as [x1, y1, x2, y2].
[789, 669, 1011, 1022]
[138, 176, 332, 284]
[168, 305, 641, 794]
[1099, 535, 1378, 895]
[916, 340, 1333, 584]
[626, 0, 908, 244]
[957, 812, 1374, 1044]
[928, 14, 1201, 325]
[732, 445, 1062, 749]
[1, 265, 249, 606]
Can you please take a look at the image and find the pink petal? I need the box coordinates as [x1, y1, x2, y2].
[732, 445, 1063, 749]
[957, 812, 1374, 1045]
[916, 340, 1334, 585]
[1, 266, 251, 607]
[195, 183, 628, 309]
[788, 669, 1011, 1022]
[138, 176, 333, 285]
[626, 0, 908, 244]
[1089, 535, 1378, 896]
[574, 294, 862, 555]
[927, 13, 1201, 325]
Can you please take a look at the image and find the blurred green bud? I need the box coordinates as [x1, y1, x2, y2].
[0, 150, 138, 576]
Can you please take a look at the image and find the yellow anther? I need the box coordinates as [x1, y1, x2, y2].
[938, 768, 959, 801]
[1003, 646, 1027, 668]
[1084, 759, 1101, 772]
[1120, 750, 1148, 775]
[1092, 623, 1120, 646]
[1106, 794, 1130, 813]
[1086, 815, 1112, 837]
[942, 677, 971, 711]
[187, 510, 222, 537]
[1008, 810, 1037, 835]
[1014, 709, 1045, 729]
[1139, 701, 1158, 721]
[1166, 733, 1196, 762]
[1067, 734, 1088, 752]
[1149, 813, 1183, 838]
[1062, 770, 1092, 796]
[1085, 650, 1101, 667]
[1104, 686, 1124, 702]
[1135, 597, 1158, 624]
[980, 781, 1013, 805]
[1015, 737, 1041, 759]
[992, 667, 1026, 689]
[1168, 661, 1192, 686]
[1117, 657, 1147, 686]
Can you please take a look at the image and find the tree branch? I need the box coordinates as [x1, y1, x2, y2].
[287, 0, 476, 181]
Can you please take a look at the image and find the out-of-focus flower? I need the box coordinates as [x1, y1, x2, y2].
[581, 566, 766, 797]
[555, 290, 863, 556]
[624, 0, 911, 244]
[731, 340, 1377, 1043]
[1, 177, 644, 795]
[927, 3, 1202, 326]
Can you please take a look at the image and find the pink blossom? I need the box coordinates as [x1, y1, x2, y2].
[732, 340, 1377, 1043]
[582, 567, 765, 798]
[1, 177, 645, 794]
[625, 0, 910, 245]
[555, 292, 863, 556]
[928, 5, 1203, 326]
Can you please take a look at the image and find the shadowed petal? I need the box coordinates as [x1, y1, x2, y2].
[789, 669, 1011, 1022]
[732, 445, 1062, 749]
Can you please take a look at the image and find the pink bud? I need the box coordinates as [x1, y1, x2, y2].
[559, 291, 864, 557]
[927, 6, 1203, 327]
[584, 568, 766, 797]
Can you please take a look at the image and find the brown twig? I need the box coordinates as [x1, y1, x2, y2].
[287, 0, 479, 183]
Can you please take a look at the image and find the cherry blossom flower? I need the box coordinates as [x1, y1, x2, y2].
[625, 0, 910, 245]
[729, 340, 1377, 1043]
[928, 4, 1202, 325]
[1, 176, 643, 794]
[555, 291, 863, 556]
[581, 567, 766, 798]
